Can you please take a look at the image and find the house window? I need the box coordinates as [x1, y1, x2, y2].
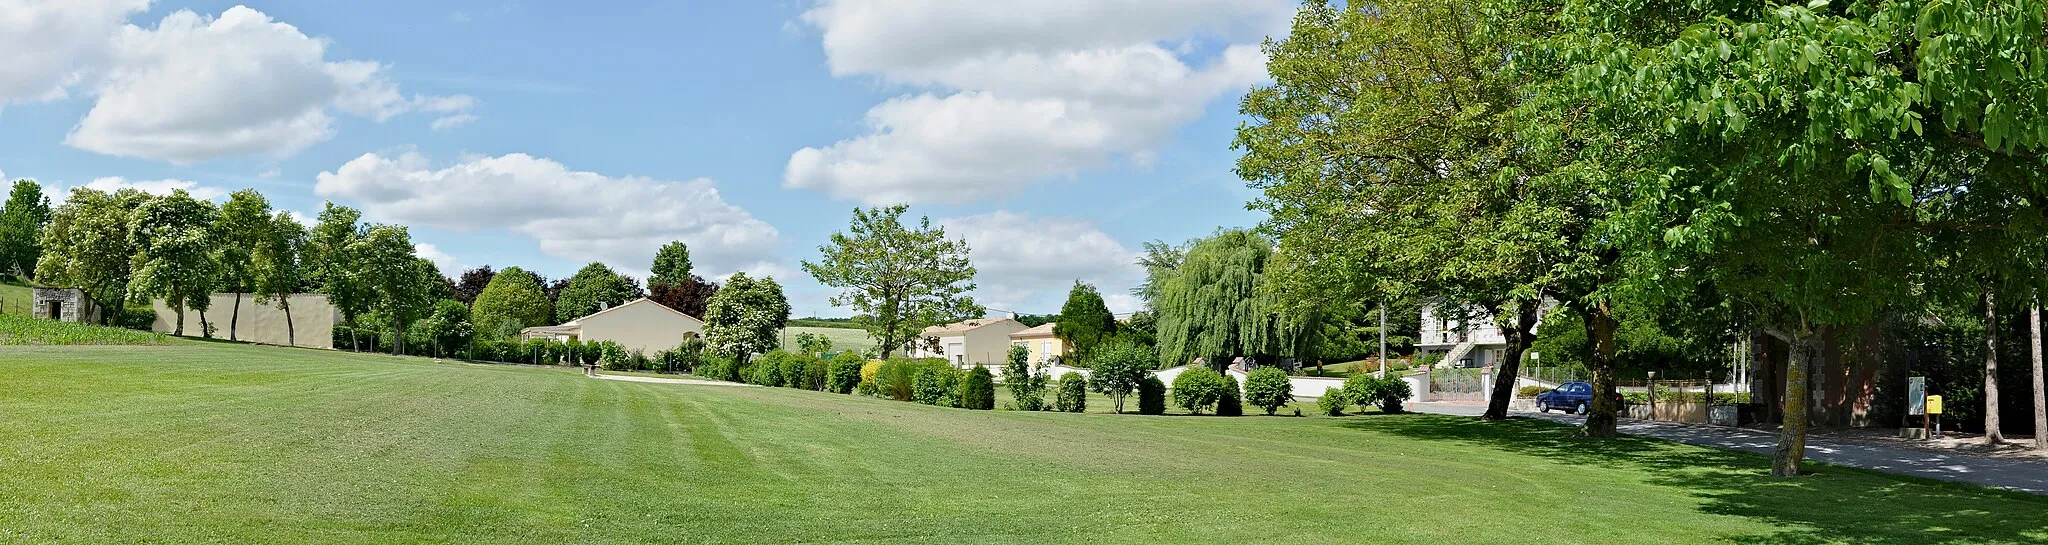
[1042, 341, 1052, 358]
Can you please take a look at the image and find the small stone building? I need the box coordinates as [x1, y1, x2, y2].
[32, 288, 103, 324]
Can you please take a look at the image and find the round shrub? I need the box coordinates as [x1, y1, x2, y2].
[1054, 372, 1088, 413]
[596, 341, 630, 371]
[1343, 374, 1413, 414]
[1216, 373, 1243, 416]
[1243, 367, 1295, 415]
[1517, 384, 1549, 398]
[778, 352, 808, 389]
[1317, 387, 1352, 416]
[1138, 376, 1167, 415]
[802, 355, 829, 391]
[748, 356, 784, 387]
[960, 367, 996, 410]
[1170, 367, 1227, 415]
[827, 353, 865, 394]
[913, 366, 961, 407]
[700, 355, 740, 382]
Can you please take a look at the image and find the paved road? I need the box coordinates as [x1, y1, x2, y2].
[1407, 403, 2048, 496]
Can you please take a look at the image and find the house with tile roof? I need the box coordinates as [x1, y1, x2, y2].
[521, 298, 704, 355]
[1008, 323, 1068, 365]
[906, 317, 1030, 368]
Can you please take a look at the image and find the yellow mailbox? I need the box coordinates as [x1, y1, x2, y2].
[1926, 395, 1943, 415]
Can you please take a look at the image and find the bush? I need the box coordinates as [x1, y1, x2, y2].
[1243, 367, 1295, 415]
[1002, 345, 1049, 411]
[579, 341, 603, 366]
[801, 355, 829, 391]
[1089, 340, 1156, 413]
[777, 352, 808, 389]
[854, 378, 879, 397]
[1054, 372, 1088, 413]
[595, 341, 630, 371]
[1138, 376, 1167, 415]
[116, 306, 157, 331]
[877, 358, 950, 402]
[1216, 373, 1243, 416]
[1317, 387, 1352, 416]
[1518, 385, 1550, 398]
[913, 366, 961, 407]
[1171, 367, 1227, 415]
[1343, 374, 1412, 414]
[827, 353, 865, 394]
[960, 367, 996, 410]
[748, 355, 786, 387]
[660, 338, 704, 374]
[700, 355, 740, 382]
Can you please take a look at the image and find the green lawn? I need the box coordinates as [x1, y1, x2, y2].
[4, 343, 2045, 544]
[777, 325, 876, 355]
[0, 276, 30, 316]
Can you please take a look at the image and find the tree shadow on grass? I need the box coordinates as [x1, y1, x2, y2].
[1340, 415, 2048, 545]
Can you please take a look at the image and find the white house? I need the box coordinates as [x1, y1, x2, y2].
[522, 298, 704, 354]
[1416, 300, 1556, 369]
[907, 317, 1030, 368]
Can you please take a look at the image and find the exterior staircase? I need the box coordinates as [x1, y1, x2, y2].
[1438, 340, 1477, 368]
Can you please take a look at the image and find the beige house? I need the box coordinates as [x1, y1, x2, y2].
[152, 293, 339, 349]
[908, 317, 1030, 367]
[1009, 323, 1068, 364]
[521, 298, 703, 355]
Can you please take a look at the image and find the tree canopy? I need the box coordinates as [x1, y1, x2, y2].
[648, 241, 693, 289]
[556, 262, 642, 321]
[127, 190, 219, 336]
[803, 205, 982, 358]
[1052, 281, 1117, 364]
[472, 266, 554, 338]
[702, 272, 791, 364]
[0, 180, 51, 277]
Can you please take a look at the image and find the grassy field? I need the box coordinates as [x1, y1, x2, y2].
[0, 276, 30, 316]
[777, 325, 876, 355]
[4, 343, 2045, 544]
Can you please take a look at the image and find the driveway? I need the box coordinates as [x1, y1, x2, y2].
[1407, 402, 2048, 496]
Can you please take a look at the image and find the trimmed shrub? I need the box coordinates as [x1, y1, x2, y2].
[960, 367, 996, 410]
[1170, 367, 1227, 415]
[1243, 367, 1295, 415]
[700, 355, 740, 382]
[777, 352, 808, 389]
[855, 378, 879, 397]
[1343, 374, 1412, 414]
[1317, 387, 1351, 416]
[878, 358, 950, 402]
[1216, 374, 1243, 416]
[802, 355, 829, 391]
[1518, 385, 1550, 398]
[1138, 376, 1167, 415]
[596, 341, 630, 371]
[827, 353, 864, 394]
[116, 307, 157, 331]
[913, 366, 961, 407]
[748, 355, 786, 387]
[1054, 372, 1088, 413]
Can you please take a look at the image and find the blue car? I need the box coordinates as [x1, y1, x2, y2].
[1536, 381, 1607, 415]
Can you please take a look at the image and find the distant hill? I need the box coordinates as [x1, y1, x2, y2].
[788, 317, 861, 329]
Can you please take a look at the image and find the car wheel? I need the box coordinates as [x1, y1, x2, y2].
[1576, 402, 1589, 416]
[1537, 400, 1549, 413]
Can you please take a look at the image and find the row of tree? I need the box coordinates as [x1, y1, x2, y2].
[1234, 0, 2048, 473]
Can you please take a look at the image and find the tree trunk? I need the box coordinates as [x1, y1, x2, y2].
[173, 306, 185, 336]
[229, 292, 241, 341]
[1774, 328, 1820, 477]
[2031, 304, 2045, 451]
[284, 302, 296, 347]
[1484, 299, 1539, 420]
[1985, 286, 2004, 445]
[1582, 301, 1621, 437]
[199, 308, 210, 339]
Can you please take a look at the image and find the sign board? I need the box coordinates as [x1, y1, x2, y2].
[1926, 395, 1943, 415]
[1906, 377, 1926, 416]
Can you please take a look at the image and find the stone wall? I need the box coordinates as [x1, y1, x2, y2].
[31, 288, 102, 323]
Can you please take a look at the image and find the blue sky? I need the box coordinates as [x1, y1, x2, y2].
[0, 0, 1292, 317]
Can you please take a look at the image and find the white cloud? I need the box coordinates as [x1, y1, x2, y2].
[429, 113, 477, 131]
[54, 176, 228, 204]
[0, 0, 149, 107]
[785, 0, 1288, 204]
[315, 152, 782, 279]
[258, 168, 282, 179]
[60, 6, 475, 163]
[940, 211, 1142, 313]
[414, 243, 462, 275]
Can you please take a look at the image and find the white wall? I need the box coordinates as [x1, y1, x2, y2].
[578, 300, 704, 355]
[153, 293, 337, 348]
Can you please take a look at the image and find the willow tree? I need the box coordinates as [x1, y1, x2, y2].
[1152, 230, 1318, 371]
[1558, 0, 2048, 474]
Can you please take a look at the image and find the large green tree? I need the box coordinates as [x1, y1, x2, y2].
[1052, 281, 1117, 364]
[0, 180, 51, 277]
[803, 205, 983, 358]
[1151, 230, 1316, 371]
[648, 241, 693, 288]
[1553, 0, 2048, 472]
[308, 203, 374, 348]
[471, 266, 553, 338]
[37, 188, 147, 324]
[556, 262, 641, 321]
[128, 190, 220, 336]
[214, 189, 274, 341]
[702, 272, 791, 364]
[252, 212, 307, 346]
[359, 225, 439, 355]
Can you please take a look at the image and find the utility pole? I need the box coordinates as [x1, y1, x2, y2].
[1378, 303, 1388, 379]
